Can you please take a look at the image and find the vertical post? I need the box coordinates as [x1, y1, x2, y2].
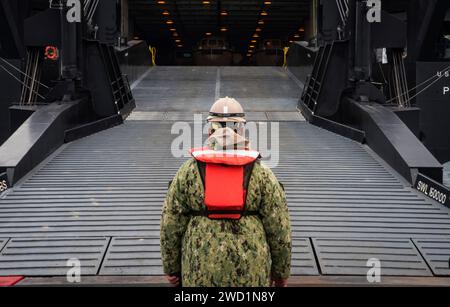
[352, 0, 371, 81]
[59, 0, 82, 99]
[347, 0, 356, 81]
[121, 0, 129, 42]
[309, 0, 318, 46]
[60, 0, 78, 79]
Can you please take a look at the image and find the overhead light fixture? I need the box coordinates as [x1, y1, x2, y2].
[205, 32, 212, 36]
[220, 10, 228, 16]
[261, 11, 268, 16]
[252, 33, 260, 38]
[202, 1, 210, 4]
[177, 44, 183, 48]
[264, 1, 272, 4]
[299, 27, 305, 32]
[162, 10, 170, 16]
[170, 28, 177, 31]
[258, 20, 264, 25]
[255, 28, 262, 32]
[175, 39, 181, 43]
[157, 1, 166, 4]
[220, 27, 227, 32]
[251, 39, 257, 43]
[172, 32, 179, 37]
[294, 34, 300, 38]
[166, 20, 174, 24]
[249, 45, 255, 48]
[289, 40, 293, 43]
[246, 54, 252, 57]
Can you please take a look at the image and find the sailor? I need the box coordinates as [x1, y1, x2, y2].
[160, 97, 292, 287]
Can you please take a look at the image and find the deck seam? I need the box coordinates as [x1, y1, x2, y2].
[0, 238, 10, 254]
[96, 236, 113, 275]
[308, 237, 322, 275]
[410, 238, 434, 276]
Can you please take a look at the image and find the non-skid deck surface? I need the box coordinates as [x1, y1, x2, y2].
[133, 66, 301, 112]
[129, 66, 305, 122]
[0, 67, 449, 279]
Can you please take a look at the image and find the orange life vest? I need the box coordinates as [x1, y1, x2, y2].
[190, 148, 260, 220]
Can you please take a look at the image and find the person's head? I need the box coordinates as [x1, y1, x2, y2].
[207, 97, 246, 136]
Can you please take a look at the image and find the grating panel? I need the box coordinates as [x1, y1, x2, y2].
[413, 239, 450, 276]
[0, 237, 109, 276]
[291, 238, 319, 275]
[100, 237, 163, 276]
[312, 238, 432, 276]
[0, 239, 7, 253]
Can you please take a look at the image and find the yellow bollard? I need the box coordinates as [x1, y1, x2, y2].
[282, 47, 289, 69]
[149, 46, 157, 66]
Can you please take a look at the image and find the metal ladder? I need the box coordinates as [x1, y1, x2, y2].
[301, 43, 334, 114]
[98, 44, 134, 115]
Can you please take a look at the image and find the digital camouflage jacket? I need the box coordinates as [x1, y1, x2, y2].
[160, 158, 292, 287]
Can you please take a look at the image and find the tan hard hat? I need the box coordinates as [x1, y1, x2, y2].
[207, 97, 246, 123]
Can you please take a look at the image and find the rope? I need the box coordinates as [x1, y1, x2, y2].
[149, 46, 157, 66]
[0, 64, 46, 100]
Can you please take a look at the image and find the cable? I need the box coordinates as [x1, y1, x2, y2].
[392, 51, 409, 107]
[335, 0, 346, 26]
[386, 64, 450, 104]
[0, 64, 46, 100]
[18, 49, 43, 105]
[407, 72, 448, 102]
[377, 62, 388, 85]
[0, 57, 50, 89]
[342, 0, 350, 14]
[86, 0, 99, 24]
[408, 64, 450, 95]
[399, 52, 410, 106]
[28, 50, 41, 104]
[387, 66, 448, 105]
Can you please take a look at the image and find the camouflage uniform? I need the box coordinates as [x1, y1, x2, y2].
[160, 155, 291, 287]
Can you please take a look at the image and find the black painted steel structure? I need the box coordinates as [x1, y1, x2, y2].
[298, 0, 450, 192]
[0, 0, 138, 186]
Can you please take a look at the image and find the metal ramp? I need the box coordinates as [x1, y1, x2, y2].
[1, 67, 450, 283]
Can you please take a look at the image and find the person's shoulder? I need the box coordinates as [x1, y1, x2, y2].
[254, 160, 275, 173]
[169, 159, 199, 192]
[252, 161, 278, 181]
[252, 161, 285, 195]
[180, 158, 196, 169]
[176, 158, 197, 177]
